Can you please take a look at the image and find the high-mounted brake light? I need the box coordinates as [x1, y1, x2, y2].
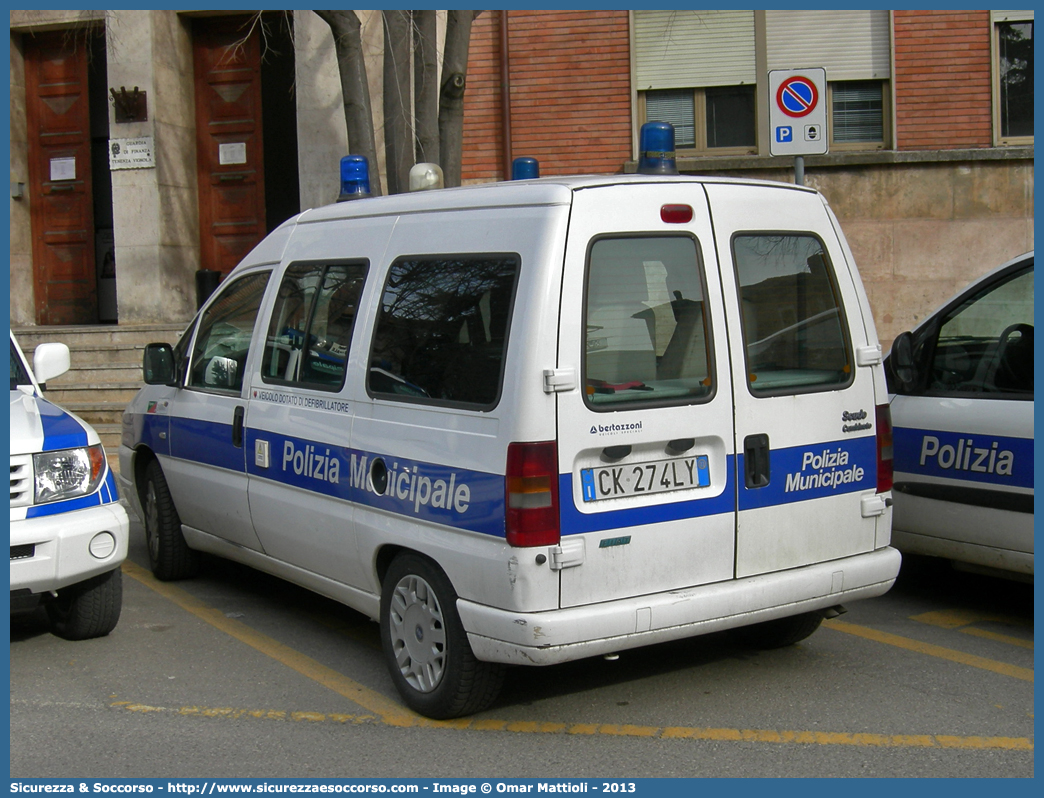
[876, 404, 893, 494]
[338, 155, 371, 202]
[637, 121, 679, 175]
[505, 441, 560, 547]
[512, 157, 539, 180]
[661, 204, 694, 224]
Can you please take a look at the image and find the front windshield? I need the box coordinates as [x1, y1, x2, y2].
[10, 339, 32, 390]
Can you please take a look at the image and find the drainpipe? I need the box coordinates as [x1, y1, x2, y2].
[500, 10, 512, 180]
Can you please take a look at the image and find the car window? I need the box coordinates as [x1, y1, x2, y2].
[732, 234, 852, 396]
[262, 262, 368, 391]
[187, 271, 271, 394]
[10, 339, 31, 390]
[368, 254, 519, 408]
[928, 264, 1033, 396]
[584, 235, 713, 408]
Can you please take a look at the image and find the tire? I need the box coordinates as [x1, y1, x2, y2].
[731, 611, 823, 650]
[47, 568, 123, 640]
[380, 553, 505, 719]
[143, 459, 200, 581]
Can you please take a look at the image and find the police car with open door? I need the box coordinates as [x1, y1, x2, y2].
[120, 133, 900, 718]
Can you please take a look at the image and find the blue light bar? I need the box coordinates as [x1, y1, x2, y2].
[512, 157, 539, 180]
[338, 155, 371, 201]
[637, 122, 678, 175]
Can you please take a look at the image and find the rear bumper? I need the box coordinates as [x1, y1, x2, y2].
[9, 502, 130, 595]
[460, 546, 901, 666]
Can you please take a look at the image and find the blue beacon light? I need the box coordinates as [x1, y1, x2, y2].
[338, 155, 371, 201]
[637, 121, 679, 175]
[511, 157, 539, 180]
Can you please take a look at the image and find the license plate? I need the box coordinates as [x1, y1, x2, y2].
[580, 455, 710, 502]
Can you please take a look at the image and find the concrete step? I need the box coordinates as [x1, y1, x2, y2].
[44, 384, 143, 406]
[59, 402, 128, 427]
[12, 323, 187, 351]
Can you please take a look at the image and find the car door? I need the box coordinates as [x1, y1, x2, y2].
[706, 183, 884, 579]
[245, 259, 370, 588]
[556, 182, 737, 608]
[162, 269, 271, 551]
[890, 256, 1034, 571]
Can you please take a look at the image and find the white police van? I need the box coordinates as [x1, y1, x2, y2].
[887, 252, 1033, 580]
[120, 150, 900, 717]
[10, 331, 129, 639]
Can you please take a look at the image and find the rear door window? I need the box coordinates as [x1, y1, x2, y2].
[732, 234, 852, 396]
[584, 235, 713, 408]
[368, 254, 520, 408]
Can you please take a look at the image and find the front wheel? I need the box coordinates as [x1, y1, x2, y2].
[142, 459, 200, 581]
[47, 568, 123, 640]
[730, 611, 823, 649]
[380, 553, 504, 719]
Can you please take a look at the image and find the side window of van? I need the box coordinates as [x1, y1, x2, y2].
[368, 254, 520, 408]
[188, 271, 271, 394]
[732, 234, 851, 396]
[261, 262, 368, 391]
[584, 235, 713, 408]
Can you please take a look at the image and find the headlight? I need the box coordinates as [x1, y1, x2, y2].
[33, 445, 106, 504]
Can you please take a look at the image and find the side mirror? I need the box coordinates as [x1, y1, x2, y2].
[888, 332, 918, 393]
[33, 342, 71, 386]
[143, 343, 177, 386]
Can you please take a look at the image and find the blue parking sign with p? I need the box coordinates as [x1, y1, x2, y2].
[776, 126, 793, 143]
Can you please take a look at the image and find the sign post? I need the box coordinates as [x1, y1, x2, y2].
[768, 68, 828, 184]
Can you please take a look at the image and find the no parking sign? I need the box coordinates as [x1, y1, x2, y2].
[769, 68, 828, 156]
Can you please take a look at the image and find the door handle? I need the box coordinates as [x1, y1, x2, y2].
[232, 406, 245, 448]
[743, 433, 770, 488]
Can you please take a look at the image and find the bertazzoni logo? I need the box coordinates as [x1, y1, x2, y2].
[589, 421, 643, 436]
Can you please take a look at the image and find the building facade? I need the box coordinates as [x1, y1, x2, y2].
[9, 9, 1034, 346]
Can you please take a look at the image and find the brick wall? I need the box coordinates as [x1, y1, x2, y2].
[894, 10, 994, 150]
[462, 10, 632, 181]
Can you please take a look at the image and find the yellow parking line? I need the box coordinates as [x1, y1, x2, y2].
[911, 609, 1032, 631]
[122, 560, 416, 725]
[123, 561, 1032, 750]
[823, 619, 1033, 682]
[960, 627, 1034, 650]
[110, 701, 1034, 751]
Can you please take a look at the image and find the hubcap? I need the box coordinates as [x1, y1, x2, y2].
[388, 574, 446, 693]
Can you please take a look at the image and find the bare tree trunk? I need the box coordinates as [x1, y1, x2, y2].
[382, 10, 412, 195]
[439, 10, 478, 188]
[413, 9, 440, 167]
[315, 10, 382, 196]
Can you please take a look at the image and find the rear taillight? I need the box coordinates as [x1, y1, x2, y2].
[505, 441, 560, 547]
[876, 404, 893, 494]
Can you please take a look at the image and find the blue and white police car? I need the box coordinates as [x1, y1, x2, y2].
[10, 331, 129, 638]
[887, 252, 1033, 580]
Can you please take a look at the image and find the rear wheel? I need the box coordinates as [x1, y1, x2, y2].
[731, 611, 823, 649]
[47, 568, 122, 640]
[143, 459, 200, 581]
[380, 553, 504, 719]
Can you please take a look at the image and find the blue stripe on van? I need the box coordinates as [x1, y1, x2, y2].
[245, 430, 507, 538]
[738, 436, 877, 511]
[39, 401, 89, 451]
[170, 417, 243, 471]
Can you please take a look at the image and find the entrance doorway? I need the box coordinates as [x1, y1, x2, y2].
[24, 27, 114, 325]
[193, 14, 299, 276]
